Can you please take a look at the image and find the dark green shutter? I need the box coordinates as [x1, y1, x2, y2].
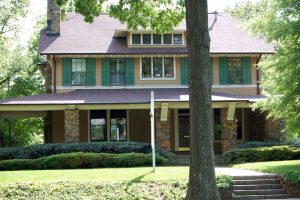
[219, 57, 228, 85]
[62, 58, 72, 86]
[242, 57, 251, 84]
[102, 58, 110, 86]
[180, 57, 188, 85]
[210, 58, 213, 84]
[87, 58, 96, 86]
[126, 58, 135, 86]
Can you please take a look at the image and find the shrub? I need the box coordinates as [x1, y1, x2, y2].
[0, 142, 174, 161]
[237, 140, 300, 149]
[224, 145, 300, 164]
[283, 171, 300, 184]
[0, 152, 169, 170]
[216, 175, 233, 189]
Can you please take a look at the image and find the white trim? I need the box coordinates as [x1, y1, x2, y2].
[139, 56, 176, 80]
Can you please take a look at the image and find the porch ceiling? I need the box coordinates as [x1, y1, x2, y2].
[0, 89, 267, 111]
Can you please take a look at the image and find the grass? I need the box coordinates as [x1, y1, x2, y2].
[0, 167, 190, 184]
[232, 160, 300, 174]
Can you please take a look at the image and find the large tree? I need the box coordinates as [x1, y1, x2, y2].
[228, 0, 300, 138]
[57, 0, 219, 198]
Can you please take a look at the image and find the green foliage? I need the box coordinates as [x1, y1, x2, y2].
[283, 171, 300, 184]
[0, 177, 231, 199]
[237, 141, 300, 149]
[216, 175, 233, 189]
[228, 0, 300, 138]
[0, 152, 169, 170]
[224, 145, 300, 164]
[0, 142, 174, 161]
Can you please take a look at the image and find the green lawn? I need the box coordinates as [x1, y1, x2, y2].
[232, 160, 300, 174]
[0, 167, 189, 184]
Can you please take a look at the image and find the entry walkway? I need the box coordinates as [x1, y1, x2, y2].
[215, 167, 271, 176]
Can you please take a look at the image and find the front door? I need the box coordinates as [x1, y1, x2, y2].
[178, 110, 190, 151]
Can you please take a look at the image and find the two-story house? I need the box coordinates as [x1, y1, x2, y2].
[0, 0, 280, 154]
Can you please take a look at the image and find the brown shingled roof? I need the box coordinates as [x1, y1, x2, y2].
[39, 12, 274, 55]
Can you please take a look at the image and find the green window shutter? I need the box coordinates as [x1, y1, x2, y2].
[219, 57, 228, 85]
[242, 57, 252, 84]
[126, 58, 135, 86]
[210, 58, 213, 84]
[62, 58, 72, 86]
[86, 58, 96, 86]
[180, 57, 188, 85]
[101, 58, 110, 86]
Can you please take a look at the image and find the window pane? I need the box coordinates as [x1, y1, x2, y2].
[173, 34, 182, 44]
[142, 34, 151, 44]
[214, 109, 222, 140]
[153, 57, 162, 77]
[90, 110, 107, 141]
[142, 58, 152, 78]
[228, 58, 243, 84]
[72, 59, 86, 85]
[111, 59, 126, 86]
[163, 34, 172, 44]
[132, 34, 141, 44]
[110, 110, 127, 141]
[153, 34, 162, 44]
[164, 58, 174, 77]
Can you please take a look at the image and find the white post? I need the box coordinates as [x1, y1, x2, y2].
[150, 91, 156, 172]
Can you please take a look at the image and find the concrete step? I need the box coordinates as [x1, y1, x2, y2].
[233, 189, 286, 195]
[233, 175, 277, 180]
[233, 194, 292, 200]
[233, 184, 282, 190]
[234, 179, 279, 185]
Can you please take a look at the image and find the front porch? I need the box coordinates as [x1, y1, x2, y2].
[0, 89, 282, 154]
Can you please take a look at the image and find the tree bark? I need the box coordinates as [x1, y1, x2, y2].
[185, 0, 220, 199]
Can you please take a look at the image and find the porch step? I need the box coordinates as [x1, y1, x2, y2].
[174, 155, 224, 166]
[232, 175, 296, 200]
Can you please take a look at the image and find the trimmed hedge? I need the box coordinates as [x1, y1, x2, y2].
[0, 152, 169, 170]
[0, 177, 232, 199]
[224, 145, 300, 164]
[237, 141, 300, 149]
[0, 142, 174, 161]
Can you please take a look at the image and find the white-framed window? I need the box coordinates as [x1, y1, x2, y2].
[131, 33, 184, 46]
[140, 57, 176, 79]
[71, 59, 86, 86]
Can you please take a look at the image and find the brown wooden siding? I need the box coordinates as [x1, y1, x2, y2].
[51, 110, 65, 143]
[212, 86, 257, 95]
[79, 110, 89, 142]
[129, 109, 151, 143]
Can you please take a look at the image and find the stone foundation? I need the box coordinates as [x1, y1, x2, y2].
[64, 110, 80, 143]
[155, 109, 173, 151]
[221, 108, 237, 152]
[278, 176, 300, 197]
[265, 118, 282, 141]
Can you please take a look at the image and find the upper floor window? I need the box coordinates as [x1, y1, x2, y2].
[111, 59, 126, 86]
[228, 58, 243, 84]
[72, 59, 86, 86]
[141, 57, 175, 79]
[131, 33, 184, 46]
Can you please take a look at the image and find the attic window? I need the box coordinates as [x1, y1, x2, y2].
[132, 34, 141, 44]
[131, 33, 184, 46]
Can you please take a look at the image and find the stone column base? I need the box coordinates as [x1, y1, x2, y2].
[64, 110, 80, 143]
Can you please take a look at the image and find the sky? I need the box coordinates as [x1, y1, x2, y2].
[20, 0, 258, 44]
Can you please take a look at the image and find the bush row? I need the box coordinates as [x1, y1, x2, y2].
[0, 152, 169, 170]
[0, 178, 232, 200]
[0, 142, 174, 161]
[236, 140, 300, 149]
[224, 145, 300, 164]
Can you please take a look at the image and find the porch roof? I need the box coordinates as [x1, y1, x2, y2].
[0, 89, 266, 106]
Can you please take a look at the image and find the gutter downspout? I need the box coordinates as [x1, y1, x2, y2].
[53, 55, 57, 94]
[256, 54, 262, 95]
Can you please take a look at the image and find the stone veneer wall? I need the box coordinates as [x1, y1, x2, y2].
[278, 176, 300, 197]
[47, 0, 60, 36]
[265, 118, 282, 141]
[221, 108, 237, 152]
[155, 109, 173, 151]
[64, 110, 80, 143]
[219, 188, 233, 200]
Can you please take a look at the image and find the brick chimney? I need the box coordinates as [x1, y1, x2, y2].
[47, 0, 61, 36]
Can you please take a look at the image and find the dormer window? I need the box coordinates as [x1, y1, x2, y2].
[130, 33, 184, 46]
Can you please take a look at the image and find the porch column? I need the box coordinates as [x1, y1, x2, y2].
[64, 109, 80, 143]
[155, 109, 173, 151]
[220, 108, 237, 152]
[265, 118, 282, 141]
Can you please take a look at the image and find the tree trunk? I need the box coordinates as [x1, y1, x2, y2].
[185, 0, 220, 199]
